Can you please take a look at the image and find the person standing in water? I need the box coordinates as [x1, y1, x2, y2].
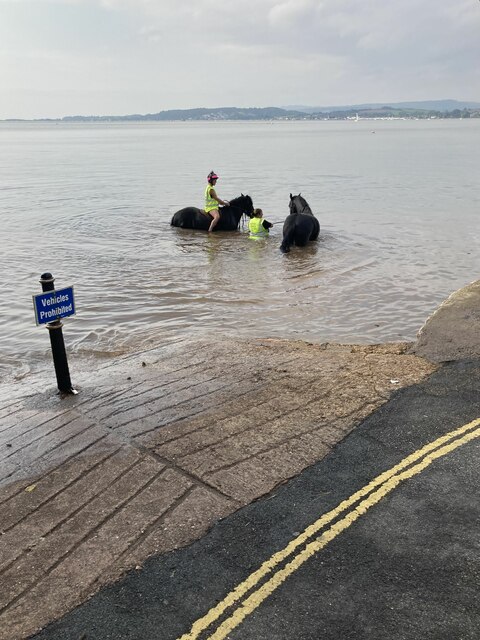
[248, 208, 273, 238]
[204, 171, 230, 233]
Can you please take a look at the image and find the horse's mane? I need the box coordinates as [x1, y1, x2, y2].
[290, 193, 313, 215]
[229, 194, 252, 208]
[227, 194, 254, 217]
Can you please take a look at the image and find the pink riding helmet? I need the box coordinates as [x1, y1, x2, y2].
[207, 171, 219, 183]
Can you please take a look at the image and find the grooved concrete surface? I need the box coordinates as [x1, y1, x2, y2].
[0, 337, 435, 640]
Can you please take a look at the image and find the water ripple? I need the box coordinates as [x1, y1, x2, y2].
[1, 120, 479, 381]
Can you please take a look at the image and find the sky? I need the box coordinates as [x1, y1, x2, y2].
[1, 0, 479, 119]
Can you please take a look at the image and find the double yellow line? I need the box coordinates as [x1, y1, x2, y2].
[178, 417, 480, 640]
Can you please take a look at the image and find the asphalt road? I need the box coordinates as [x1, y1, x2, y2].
[32, 359, 480, 640]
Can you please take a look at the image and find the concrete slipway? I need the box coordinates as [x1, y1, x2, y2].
[0, 280, 478, 639]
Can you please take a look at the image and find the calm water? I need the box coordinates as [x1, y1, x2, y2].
[0, 119, 479, 382]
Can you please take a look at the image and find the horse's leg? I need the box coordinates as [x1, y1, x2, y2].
[280, 220, 296, 253]
[171, 208, 189, 227]
[179, 209, 196, 228]
[310, 219, 320, 241]
[293, 218, 312, 246]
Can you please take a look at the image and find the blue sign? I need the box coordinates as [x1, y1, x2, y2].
[33, 286, 76, 326]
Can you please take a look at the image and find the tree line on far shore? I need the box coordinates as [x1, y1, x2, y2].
[5, 106, 480, 123]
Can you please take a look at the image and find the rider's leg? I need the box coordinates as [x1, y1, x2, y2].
[208, 209, 220, 233]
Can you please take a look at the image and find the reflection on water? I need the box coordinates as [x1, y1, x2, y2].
[0, 119, 479, 381]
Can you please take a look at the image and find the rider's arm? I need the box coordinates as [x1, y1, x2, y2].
[262, 220, 273, 229]
[209, 187, 230, 206]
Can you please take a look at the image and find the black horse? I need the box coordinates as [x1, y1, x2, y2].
[171, 194, 254, 231]
[280, 193, 320, 253]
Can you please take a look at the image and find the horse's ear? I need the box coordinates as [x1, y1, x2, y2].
[241, 192, 244, 196]
[290, 193, 293, 199]
[299, 192, 301, 196]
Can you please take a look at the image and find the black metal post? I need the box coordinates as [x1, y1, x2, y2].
[40, 272, 74, 393]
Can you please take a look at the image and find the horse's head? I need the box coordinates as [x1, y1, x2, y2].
[230, 194, 254, 217]
[289, 193, 313, 215]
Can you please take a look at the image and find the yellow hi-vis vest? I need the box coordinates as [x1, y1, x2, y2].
[205, 184, 218, 213]
[249, 217, 268, 237]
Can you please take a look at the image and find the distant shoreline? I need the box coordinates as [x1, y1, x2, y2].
[2, 101, 480, 123]
[2, 115, 480, 124]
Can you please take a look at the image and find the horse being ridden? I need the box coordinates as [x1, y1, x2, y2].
[280, 193, 320, 253]
[171, 194, 254, 231]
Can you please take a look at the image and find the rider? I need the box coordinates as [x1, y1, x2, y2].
[205, 171, 230, 233]
[248, 208, 273, 238]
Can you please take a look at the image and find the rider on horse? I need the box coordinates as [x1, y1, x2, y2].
[205, 171, 230, 233]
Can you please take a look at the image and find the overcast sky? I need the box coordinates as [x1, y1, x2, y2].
[1, 0, 479, 119]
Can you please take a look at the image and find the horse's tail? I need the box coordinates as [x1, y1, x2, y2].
[280, 226, 295, 253]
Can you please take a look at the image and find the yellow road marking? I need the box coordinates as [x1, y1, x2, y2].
[178, 418, 480, 640]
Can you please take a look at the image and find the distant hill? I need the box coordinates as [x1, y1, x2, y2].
[58, 102, 480, 122]
[62, 107, 306, 122]
[5, 101, 480, 123]
[285, 100, 480, 114]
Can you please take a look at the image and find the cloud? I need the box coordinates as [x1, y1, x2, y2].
[268, 0, 316, 27]
[137, 25, 163, 43]
[1, 0, 479, 118]
[13, 0, 479, 60]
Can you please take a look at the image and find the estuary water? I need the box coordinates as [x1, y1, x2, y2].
[0, 119, 479, 382]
